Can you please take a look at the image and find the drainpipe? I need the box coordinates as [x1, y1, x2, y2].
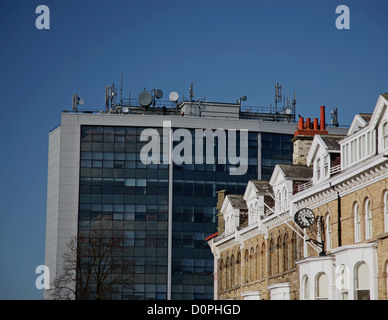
[330, 183, 342, 247]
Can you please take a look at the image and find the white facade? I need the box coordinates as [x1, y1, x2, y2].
[294, 93, 388, 300]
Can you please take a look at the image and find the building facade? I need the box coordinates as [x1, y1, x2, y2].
[45, 93, 304, 300]
[207, 95, 388, 300]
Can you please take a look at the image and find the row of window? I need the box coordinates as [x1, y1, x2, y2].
[342, 130, 375, 169]
[219, 233, 304, 292]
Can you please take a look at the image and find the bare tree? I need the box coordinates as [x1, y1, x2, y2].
[49, 223, 134, 300]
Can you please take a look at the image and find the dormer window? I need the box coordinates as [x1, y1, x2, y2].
[316, 157, 321, 182]
[383, 122, 388, 150]
[323, 154, 329, 178]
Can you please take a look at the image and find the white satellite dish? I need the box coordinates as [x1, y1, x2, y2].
[122, 107, 129, 114]
[169, 91, 179, 102]
[78, 97, 84, 106]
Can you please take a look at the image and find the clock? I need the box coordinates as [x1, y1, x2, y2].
[294, 208, 315, 228]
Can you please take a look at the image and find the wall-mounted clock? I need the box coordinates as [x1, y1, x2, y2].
[294, 208, 315, 228]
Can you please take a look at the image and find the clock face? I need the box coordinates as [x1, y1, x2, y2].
[294, 208, 315, 228]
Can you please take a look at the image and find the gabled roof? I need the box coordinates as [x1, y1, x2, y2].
[320, 135, 345, 151]
[226, 194, 247, 209]
[347, 113, 372, 136]
[243, 179, 273, 200]
[269, 164, 312, 186]
[277, 164, 313, 179]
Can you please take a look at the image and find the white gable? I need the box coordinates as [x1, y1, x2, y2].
[347, 114, 368, 136]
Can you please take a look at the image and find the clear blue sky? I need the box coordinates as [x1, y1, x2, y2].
[0, 0, 387, 300]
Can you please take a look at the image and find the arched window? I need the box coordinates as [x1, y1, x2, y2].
[302, 275, 309, 300]
[256, 245, 260, 280]
[383, 122, 388, 149]
[276, 236, 281, 274]
[316, 157, 321, 182]
[291, 232, 297, 267]
[250, 247, 255, 281]
[384, 191, 388, 233]
[325, 213, 332, 251]
[316, 273, 329, 300]
[231, 255, 235, 287]
[269, 239, 274, 275]
[354, 203, 361, 243]
[283, 234, 289, 271]
[282, 187, 288, 209]
[254, 202, 259, 223]
[355, 262, 370, 300]
[237, 252, 241, 286]
[276, 190, 281, 212]
[225, 257, 229, 290]
[244, 250, 249, 283]
[260, 243, 265, 279]
[365, 199, 372, 239]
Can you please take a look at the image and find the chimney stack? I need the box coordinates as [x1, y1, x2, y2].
[320, 106, 326, 131]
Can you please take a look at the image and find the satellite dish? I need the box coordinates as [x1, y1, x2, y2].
[154, 89, 163, 99]
[138, 91, 152, 107]
[169, 91, 179, 102]
[122, 107, 129, 114]
[78, 97, 84, 106]
[285, 108, 292, 115]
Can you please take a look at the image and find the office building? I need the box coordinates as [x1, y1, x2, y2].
[44, 85, 342, 299]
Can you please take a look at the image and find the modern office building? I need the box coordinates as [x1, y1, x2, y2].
[44, 85, 344, 299]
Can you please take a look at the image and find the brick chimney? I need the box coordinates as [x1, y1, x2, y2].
[292, 106, 329, 165]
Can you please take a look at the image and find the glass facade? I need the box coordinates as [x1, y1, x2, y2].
[261, 133, 293, 181]
[79, 126, 169, 300]
[171, 130, 258, 299]
[77, 125, 293, 300]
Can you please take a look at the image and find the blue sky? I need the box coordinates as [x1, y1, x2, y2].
[0, 0, 387, 300]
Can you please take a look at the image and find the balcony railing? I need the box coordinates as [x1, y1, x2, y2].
[330, 164, 341, 175]
[297, 181, 313, 193]
[297, 164, 342, 193]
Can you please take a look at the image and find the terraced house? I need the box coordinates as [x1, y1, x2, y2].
[206, 94, 388, 300]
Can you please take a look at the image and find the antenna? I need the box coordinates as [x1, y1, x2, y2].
[169, 91, 179, 103]
[274, 82, 282, 121]
[190, 82, 194, 100]
[292, 90, 297, 119]
[120, 73, 123, 105]
[331, 107, 339, 127]
[72, 93, 84, 112]
[138, 90, 153, 107]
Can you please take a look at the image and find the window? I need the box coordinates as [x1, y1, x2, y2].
[325, 214, 332, 251]
[316, 158, 321, 181]
[323, 154, 329, 178]
[283, 234, 289, 271]
[384, 191, 388, 233]
[316, 273, 329, 300]
[282, 187, 288, 209]
[354, 203, 361, 243]
[276, 190, 281, 213]
[383, 122, 388, 150]
[355, 263, 370, 300]
[365, 199, 372, 239]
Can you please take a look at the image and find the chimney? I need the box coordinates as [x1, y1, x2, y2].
[313, 118, 319, 130]
[320, 106, 326, 131]
[216, 190, 229, 235]
[298, 117, 304, 130]
[306, 118, 311, 130]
